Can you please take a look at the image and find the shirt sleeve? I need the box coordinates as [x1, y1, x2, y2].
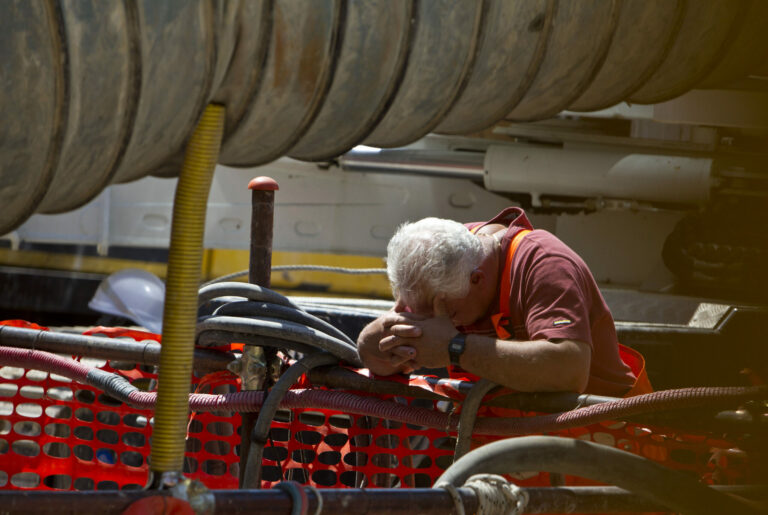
[522, 254, 593, 346]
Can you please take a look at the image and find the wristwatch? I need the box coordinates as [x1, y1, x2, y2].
[448, 333, 467, 366]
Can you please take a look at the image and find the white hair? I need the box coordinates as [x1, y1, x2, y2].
[386, 217, 484, 307]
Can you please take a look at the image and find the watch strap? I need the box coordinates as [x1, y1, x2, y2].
[448, 333, 467, 366]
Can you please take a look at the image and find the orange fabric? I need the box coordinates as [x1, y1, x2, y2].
[0, 319, 48, 330]
[619, 344, 654, 397]
[491, 229, 531, 339]
[82, 326, 160, 342]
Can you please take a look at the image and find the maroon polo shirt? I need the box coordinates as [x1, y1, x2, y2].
[463, 207, 636, 396]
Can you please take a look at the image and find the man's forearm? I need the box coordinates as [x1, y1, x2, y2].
[457, 334, 591, 392]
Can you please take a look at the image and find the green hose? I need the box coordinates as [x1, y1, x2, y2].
[150, 103, 225, 475]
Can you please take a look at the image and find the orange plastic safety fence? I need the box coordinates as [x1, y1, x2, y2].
[0, 322, 755, 492]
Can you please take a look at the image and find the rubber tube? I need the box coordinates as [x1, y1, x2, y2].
[0, 325, 234, 374]
[0, 344, 764, 449]
[212, 300, 354, 345]
[0, 346, 140, 404]
[435, 436, 760, 515]
[242, 353, 340, 489]
[196, 316, 362, 366]
[151, 103, 225, 475]
[453, 378, 497, 461]
[198, 282, 299, 310]
[196, 330, 320, 357]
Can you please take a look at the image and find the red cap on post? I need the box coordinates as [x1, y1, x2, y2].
[248, 176, 279, 191]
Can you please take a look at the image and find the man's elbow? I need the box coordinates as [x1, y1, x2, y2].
[570, 369, 590, 393]
[559, 339, 591, 393]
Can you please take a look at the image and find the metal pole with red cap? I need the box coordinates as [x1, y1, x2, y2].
[238, 176, 279, 487]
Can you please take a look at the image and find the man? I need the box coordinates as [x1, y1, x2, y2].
[357, 207, 650, 397]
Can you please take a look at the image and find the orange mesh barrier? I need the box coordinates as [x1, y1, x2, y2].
[0, 323, 755, 491]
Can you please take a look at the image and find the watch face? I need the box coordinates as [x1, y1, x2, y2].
[449, 334, 466, 365]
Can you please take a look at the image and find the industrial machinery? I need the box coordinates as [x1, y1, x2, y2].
[0, 1, 766, 513]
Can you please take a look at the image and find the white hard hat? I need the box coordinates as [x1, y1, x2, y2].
[89, 268, 165, 334]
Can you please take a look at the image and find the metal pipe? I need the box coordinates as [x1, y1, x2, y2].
[238, 175, 279, 488]
[0, 485, 764, 514]
[339, 149, 485, 180]
[0, 325, 233, 374]
[247, 177, 278, 286]
[436, 436, 762, 515]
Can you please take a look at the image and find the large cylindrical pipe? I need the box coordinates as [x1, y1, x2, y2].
[1, 0, 765, 234]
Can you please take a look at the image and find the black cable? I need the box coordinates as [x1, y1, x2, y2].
[212, 300, 354, 346]
[198, 282, 299, 309]
[196, 316, 361, 366]
[453, 378, 497, 461]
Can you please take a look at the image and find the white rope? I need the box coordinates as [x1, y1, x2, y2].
[436, 474, 527, 515]
[437, 482, 466, 515]
[201, 265, 387, 287]
[465, 474, 528, 515]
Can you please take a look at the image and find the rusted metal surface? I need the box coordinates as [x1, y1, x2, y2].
[238, 175, 279, 487]
[1, 0, 765, 234]
[0, 325, 233, 374]
[0, 486, 764, 514]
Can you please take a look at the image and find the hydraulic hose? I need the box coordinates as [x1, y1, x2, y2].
[196, 316, 362, 366]
[1, 344, 765, 443]
[197, 329, 319, 357]
[198, 282, 299, 310]
[454, 378, 497, 461]
[435, 436, 761, 515]
[0, 325, 234, 374]
[242, 353, 340, 489]
[151, 103, 225, 476]
[211, 299, 355, 346]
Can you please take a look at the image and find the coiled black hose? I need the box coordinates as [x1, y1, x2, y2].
[196, 329, 319, 357]
[198, 282, 299, 310]
[211, 299, 354, 346]
[195, 316, 361, 366]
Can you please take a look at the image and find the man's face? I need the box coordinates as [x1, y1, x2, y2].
[399, 276, 489, 328]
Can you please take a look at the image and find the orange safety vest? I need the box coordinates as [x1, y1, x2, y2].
[470, 226, 652, 397]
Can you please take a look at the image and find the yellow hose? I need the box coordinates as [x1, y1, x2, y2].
[150, 104, 225, 474]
